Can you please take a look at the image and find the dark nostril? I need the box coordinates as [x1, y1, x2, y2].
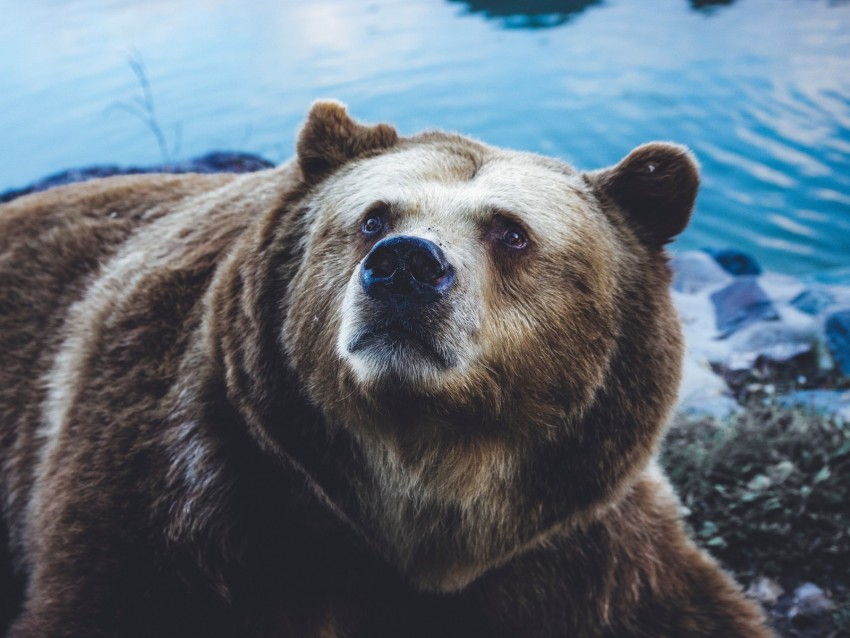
[366, 247, 397, 278]
[409, 250, 445, 284]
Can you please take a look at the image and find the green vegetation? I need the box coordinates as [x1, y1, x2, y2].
[661, 405, 850, 636]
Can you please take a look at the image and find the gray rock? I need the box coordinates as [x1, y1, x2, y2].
[777, 390, 850, 421]
[704, 248, 762, 276]
[745, 577, 784, 605]
[0, 152, 276, 204]
[711, 277, 780, 337]
[791, 288, 835, 315]
[788, 582, 836, 625]
[676, 353, 741, 418]
[671, 251, 732, 294]
[724, 318, 820, 382]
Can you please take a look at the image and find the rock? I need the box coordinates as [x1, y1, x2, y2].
[711, 277, 780, 337]
[759, 272, 806, 305]
[670, 251, 732, 294]
[720, 314, 821, 383]
[0, 152, 275, 204]
[731, 320, 817, 365]
[791, 288, 835, 315]
[825, 310, 850, 377]
[745, 577, 784, 606]
[676, 354, 740, 419]
[788, 582, 836, 626]
[157, 151, 275, 174]
[777, 390, 850, 421]
[704, 248, 762, 276]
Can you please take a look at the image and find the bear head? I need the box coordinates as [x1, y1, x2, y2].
[217, 101, 699, 592]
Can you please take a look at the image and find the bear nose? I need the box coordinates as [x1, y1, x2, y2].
[360, 235, 455, 309]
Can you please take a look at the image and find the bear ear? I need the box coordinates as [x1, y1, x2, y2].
[296, 100, 399, 182]
[586, 143, 699, 247]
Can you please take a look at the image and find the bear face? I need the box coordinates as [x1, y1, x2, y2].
[293, 136, 621, 408]
[234, 102, 700, 591]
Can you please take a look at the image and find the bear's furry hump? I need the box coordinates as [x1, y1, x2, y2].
[0, 102, 773, 637]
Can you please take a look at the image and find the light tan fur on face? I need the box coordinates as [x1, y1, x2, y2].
[283, 138, 627, 590]
[321, 143, 621, 396]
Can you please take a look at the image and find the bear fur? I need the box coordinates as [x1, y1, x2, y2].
[0, 101, 773, 637]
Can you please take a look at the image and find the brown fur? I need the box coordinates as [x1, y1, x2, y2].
[0, 101, 773, 637]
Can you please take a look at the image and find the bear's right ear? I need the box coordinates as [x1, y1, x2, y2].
[296, 100, 399, 183]
[585, 143, 699, 247]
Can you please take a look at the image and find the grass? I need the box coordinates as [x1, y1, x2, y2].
[660, 404, 850, 636]
[104, 53, 181, 162]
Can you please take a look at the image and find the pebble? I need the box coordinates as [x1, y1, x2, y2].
[725, 318, 819, 375]
[788, 582, 836, 625]
[704, 247, 763, 276]
[791, 288, 835, 316]
[745, 576, 784, 605]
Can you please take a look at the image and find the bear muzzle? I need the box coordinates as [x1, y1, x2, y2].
[360, 235, 456, 312]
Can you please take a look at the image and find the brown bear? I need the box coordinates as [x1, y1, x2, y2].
[0, 101, 773, 637]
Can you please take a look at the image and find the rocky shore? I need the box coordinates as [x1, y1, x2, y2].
[672, 248, 850, 421]
[669, 250, 849, 637]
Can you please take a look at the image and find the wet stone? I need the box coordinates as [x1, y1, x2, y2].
[731, 320, 819, 379]
[791, 288, 835, 315]
[746, 577, 784, 606]
[670, 251, 732, 294]
[788, 583, 836, 627]
[711, 277, 779, 337]
[704, 247, 763, 276]
[0, 151, 275, 204]
[776, 390, 850, 421]
[825, 310, 850, 377]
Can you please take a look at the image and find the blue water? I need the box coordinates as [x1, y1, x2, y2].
[1, 0, 849, 274]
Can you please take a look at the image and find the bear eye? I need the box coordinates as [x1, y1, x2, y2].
[360, 202, 389, 238]
[362, 216, 384, 236]
[500, 225, 528, 250]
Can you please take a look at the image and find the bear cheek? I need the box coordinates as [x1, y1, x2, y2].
[480, 306, 613, 428]
[284, 248, 354, 392]
[475, 244, 618, 427]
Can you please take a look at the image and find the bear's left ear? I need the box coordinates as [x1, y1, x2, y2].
[585, 143, 699, 247]
[296, 100, 399, 183]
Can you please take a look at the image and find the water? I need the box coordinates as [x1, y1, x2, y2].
[1, 0, 849, 274]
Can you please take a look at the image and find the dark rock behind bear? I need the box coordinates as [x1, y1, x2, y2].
[0, 151, 274, 204]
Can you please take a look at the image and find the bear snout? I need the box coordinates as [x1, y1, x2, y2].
[360, 235, 456, 311]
